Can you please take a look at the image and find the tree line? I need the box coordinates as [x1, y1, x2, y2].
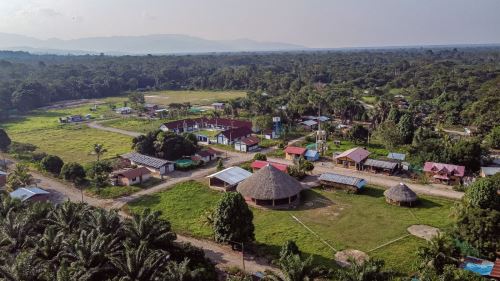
[0, 48, 498, 135]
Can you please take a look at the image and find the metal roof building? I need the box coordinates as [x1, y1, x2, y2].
[122, 152, 175, 175]
[207, 167, 252, 191]
[387, 153, 406, 161]
[319, 173, 366, 192]
[364, 159, 398, 170]
[10, 187, 50, 202]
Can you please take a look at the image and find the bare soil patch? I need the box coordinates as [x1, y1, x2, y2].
[407, 225, 440, 241]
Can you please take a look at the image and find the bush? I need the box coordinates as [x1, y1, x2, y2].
[60, 162, 86, 185]
[40, 155, 64, 175]
[31, 152, 48, 162]
[253, 153, 267, 161]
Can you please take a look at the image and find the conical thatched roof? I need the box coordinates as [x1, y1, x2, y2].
[384, 183, 418, 203]
[237, 164, 303, 200]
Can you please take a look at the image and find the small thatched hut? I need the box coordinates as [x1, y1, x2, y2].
[237, 164, 303, 207]
[384, 183, 418, 207]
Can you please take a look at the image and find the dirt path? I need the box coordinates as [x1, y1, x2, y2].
[267, 157, 464, 200]
[87, 121, 143, 137]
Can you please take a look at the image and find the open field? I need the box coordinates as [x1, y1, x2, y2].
[99, 118, 167, 134]
[127, 181, 455, 272]
[1, 103, 132, 164]
[142, 90, 247, 106]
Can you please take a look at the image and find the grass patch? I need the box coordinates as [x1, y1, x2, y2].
[1, 104, 132, 164]
[87, 185, 142, 199]
[142, 90, 247, 106]
[325, 139, 398, 159]
[100, 118, 167, 134]
[195, 130, 221, 138]
[127, 182, 455, 272]
[128, 181, 221, 238]
[361, 96, 378, 104]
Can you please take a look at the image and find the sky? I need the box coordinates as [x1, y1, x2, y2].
[0, 0, 499, 48]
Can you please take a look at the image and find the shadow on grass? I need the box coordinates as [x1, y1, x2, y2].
[127, 193, 162, 207]
[413, 197, 443, 209]
[358, 186, 385, 198]
[252, 242, 335, 269]
[297, 189, 336, 211]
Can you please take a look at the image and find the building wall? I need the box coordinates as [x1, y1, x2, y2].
[335, 157, 358, 169]
[424, 172, 462, 185]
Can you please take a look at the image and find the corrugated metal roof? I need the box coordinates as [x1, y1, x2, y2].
[319, 173, 366, 188]
[387, 152, 406, 161]
[335, 147, 370, 163]
[10, 187, 49, 201]
[207, 167, 252, 186]
[364, 159, 398, 169]
[301, 120, 318, 126]
[284, 146, 307, 155]
[481, 167, 500, 176]
[304, 150, 319, 158]
[122, 153, 173, 169]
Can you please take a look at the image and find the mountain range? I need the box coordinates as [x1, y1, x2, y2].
[0, 33, 306, 55]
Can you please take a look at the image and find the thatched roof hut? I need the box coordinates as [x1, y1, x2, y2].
[384, 183, 418, 207]
[237, 164, 303, 207]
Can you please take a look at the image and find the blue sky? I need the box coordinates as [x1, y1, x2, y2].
[1, 0, 499, 47]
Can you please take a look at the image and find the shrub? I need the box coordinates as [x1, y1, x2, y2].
[253, 153, 267, 161]
[40, 155, 64, 175]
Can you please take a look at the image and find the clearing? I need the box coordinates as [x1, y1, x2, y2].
[1, 102, 132, 164]
[142, 90, 247, 106]
[127, 181, 455, 272]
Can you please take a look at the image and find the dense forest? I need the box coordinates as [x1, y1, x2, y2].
[0, 48, 499, 133]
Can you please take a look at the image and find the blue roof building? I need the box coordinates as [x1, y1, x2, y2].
[304, 149, 320, 161]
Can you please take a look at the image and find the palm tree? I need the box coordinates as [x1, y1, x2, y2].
[417, 233, 459, 274]
[333, 258, 394, 281]
[161, 258, 205, 281]
[5, 164, 34, 192]
[91, 143, 107, 161]
[0, 195, 22, 217]
[0, 210, 33, 253]
[45, 201, 87, 234]
[124, 208, 176, 248]
[83, 208, 122, 236]
[263, 254, 328, 281]
[110, 242, 169, 281]
[61, 229, 121, 277]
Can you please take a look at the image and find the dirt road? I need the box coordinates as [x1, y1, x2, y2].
[87, 121, 143, 137]
[268, 157, 464, 200]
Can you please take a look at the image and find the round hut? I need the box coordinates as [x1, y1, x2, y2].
[237, 164, 303, 207]
[384, 183, 418, 207]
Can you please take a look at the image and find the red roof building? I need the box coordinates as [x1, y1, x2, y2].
[111, 167, 151, 186]
[251, 160, 288, 173]
[284, 146, 307, 160]
[423, 162, 466, 185]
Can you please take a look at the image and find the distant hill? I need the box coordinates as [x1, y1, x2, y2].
[0, 33, 306, 55]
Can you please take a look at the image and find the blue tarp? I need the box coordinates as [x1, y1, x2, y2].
[463, 262, 493, 276]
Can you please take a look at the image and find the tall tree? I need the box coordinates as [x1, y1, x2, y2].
[213, 193, 254, 244]
[91, 144, 107, 161]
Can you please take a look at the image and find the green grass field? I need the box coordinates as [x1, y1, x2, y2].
[361, 96, 378, 104]
[1, 103, 132, 164]
[142, 90, 247, 106]
[99, 118, 167, 134]
[127, 181, 455, 272]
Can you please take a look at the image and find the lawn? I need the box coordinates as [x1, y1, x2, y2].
[142, 90, 247, 106]
[325, 139, 397, 159]
[127, 181, 455, 272]
[1, 103, 132, 164]
[100, 118, 167, 134]
[361, 96, 378, 104]
[86, 178, 163, 199]
[195, 129, 221, 138]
